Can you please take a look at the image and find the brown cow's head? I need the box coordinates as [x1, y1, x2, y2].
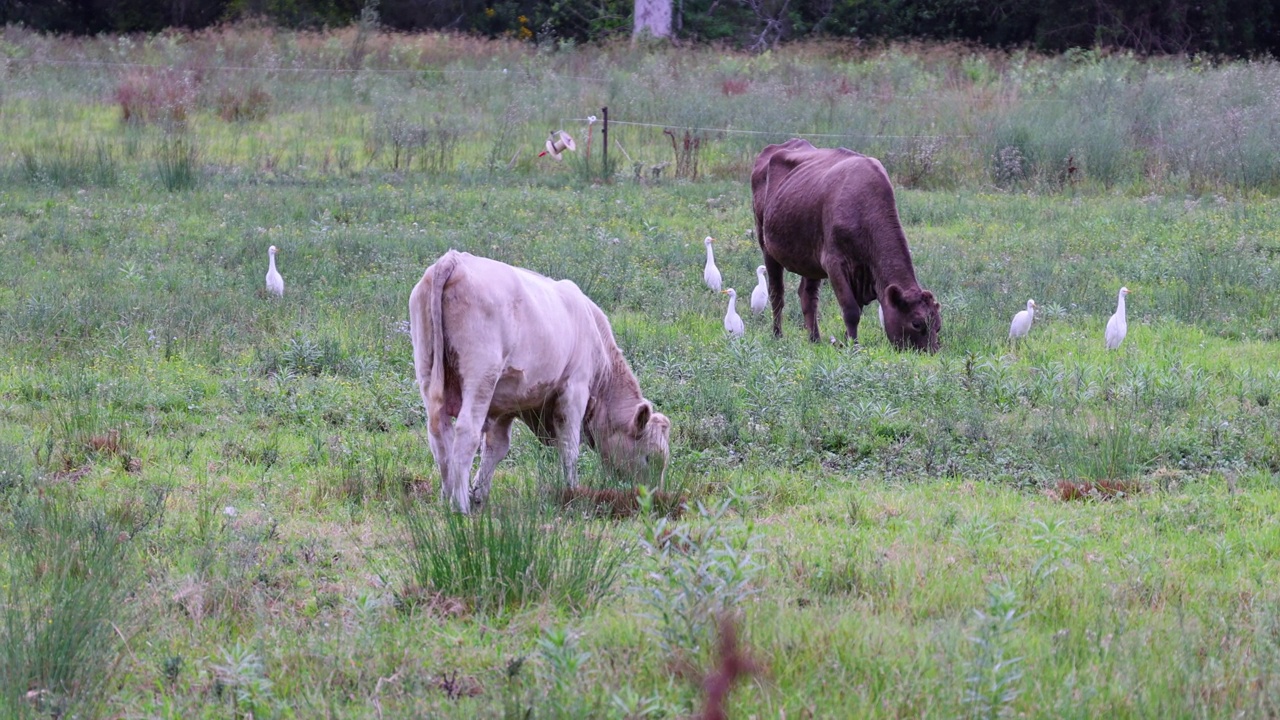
[883, 284, 942, 353]
[598, 401, 672, 484]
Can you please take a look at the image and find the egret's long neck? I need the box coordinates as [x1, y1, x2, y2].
[705, 244, 715, 264]
[1117, 294, 1126, 316]
[727, 295, 737, 314]
[269, 254, 278, 272]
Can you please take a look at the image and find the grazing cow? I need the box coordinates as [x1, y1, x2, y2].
[751, 139, 942, 351]
[409, 250, 672, 513]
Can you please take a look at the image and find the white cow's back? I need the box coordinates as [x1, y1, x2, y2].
[412, 252, 608, 416]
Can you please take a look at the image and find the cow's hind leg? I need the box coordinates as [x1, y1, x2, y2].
[471, 415, 514, 509]
[445, 373, 499, 513]
[426, 415, 453, 506]
[765, 257, 786, 338]
[424, 383, 458, 508]
[798, 277, 823, 342]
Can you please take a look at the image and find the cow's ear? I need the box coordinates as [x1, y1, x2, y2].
[922, 290, 939, 308]
[885, 284, 906, 310]
[634, 402, 652, 432]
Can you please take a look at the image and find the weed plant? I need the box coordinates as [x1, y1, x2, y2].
[963, 583, 1024, 720]
[636, 497, 762, 661]
[535, 625, 606, 718]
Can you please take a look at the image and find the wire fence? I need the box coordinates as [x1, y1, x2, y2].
[4, 55, 978, 184]
[545, 112, 972, 185]
[7, 52, 1278, 191]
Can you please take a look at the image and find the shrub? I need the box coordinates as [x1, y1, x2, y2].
[114, 69, 196, 127]
[215, 84, 272, 122]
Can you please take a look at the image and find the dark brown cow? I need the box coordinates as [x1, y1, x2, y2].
[751, 139, 942, 352]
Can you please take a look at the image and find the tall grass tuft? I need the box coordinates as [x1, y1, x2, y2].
[1254, 601, 1280, 714]
[1055, 407, 1153, 482]
[18, 139, 118, 188]
[1, 496, 138, 718]
[401, 478, 625, 614]
[39, 382, 120, 475]
[155, 134, 200, 191]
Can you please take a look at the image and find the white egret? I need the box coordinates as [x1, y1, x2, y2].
[750, 265, 768, 315]
[703, 236, 722, 292]
[1009, 299, 1037, 339]
[722, 288, 744, 338]
[1105, 286, 1129, 350]
[265, 245, 284, 297]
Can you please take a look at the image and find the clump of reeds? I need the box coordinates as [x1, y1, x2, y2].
[401, 479, 625, 614]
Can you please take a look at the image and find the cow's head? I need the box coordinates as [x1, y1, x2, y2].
[882, 284, 942, 353]
[598, 400, 671, 484]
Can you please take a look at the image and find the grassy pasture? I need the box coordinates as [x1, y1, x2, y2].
[2, 26, 1280, 719]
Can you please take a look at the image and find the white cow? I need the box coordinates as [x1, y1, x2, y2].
[409, 250, 672, 513]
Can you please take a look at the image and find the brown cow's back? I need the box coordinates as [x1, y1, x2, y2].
[751, 139, 941, 351]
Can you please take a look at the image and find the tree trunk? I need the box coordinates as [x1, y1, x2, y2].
[633, 0, 672, 38]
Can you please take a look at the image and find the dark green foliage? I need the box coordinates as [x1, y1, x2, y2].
[2, 0, 1276, 56]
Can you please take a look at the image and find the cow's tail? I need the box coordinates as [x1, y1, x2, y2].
[410, 250, 459, 413]
[428, 252, 459, 404]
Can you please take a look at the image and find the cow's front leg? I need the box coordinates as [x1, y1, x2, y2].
[798, 277, 823, 342]
[555, 386, 589, 488]
[825, 264, 863, 344]
[471, 415, 514, 509]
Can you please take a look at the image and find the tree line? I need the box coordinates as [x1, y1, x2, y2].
[1, 0, 1275, 57]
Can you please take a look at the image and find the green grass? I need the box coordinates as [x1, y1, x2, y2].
[0, 27, 1279, 719]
